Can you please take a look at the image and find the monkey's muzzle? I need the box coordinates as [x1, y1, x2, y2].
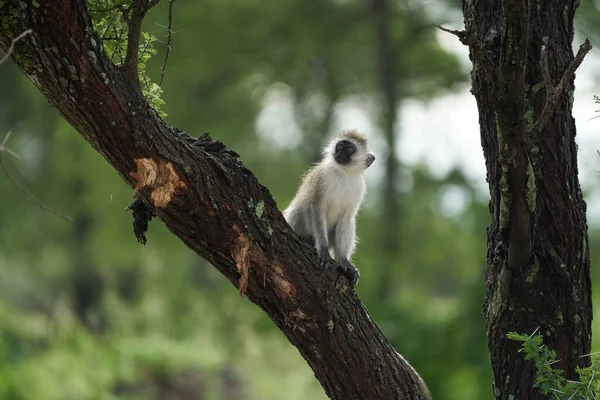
[365, 153, 375, 168]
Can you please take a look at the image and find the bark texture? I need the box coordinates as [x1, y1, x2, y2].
[0, 1, 431, 399]
[462, 0, 592, 398]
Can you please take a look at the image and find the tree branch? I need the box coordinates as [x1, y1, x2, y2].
[530, 39, 592, 133]
[121, 0, 161, 86]
[433, 24, 496, 82]
[121, 0, 146, 85]
[0, 28, 32, 64]
[0, 1, 431, 399]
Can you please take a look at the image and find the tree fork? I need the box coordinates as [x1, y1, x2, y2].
[0, 1, 431, 399]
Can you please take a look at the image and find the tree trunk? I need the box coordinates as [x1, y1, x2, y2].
[370, 0, 403, 303]
[371, 0, 401, 257]
[0, 1, 431, 399]
[462, 0, 592, 398]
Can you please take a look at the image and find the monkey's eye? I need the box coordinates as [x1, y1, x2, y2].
[347, 143, 356, 154]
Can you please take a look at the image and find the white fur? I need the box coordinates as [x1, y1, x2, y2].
[320, 160, 366, 229]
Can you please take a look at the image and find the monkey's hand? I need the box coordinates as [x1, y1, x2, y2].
[317, 247, 334, 270]
[339, 259, 360, 287]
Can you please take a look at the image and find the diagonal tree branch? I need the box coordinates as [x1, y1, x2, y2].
[0, 1, 430, 399]
[530, 39, 592, 133]
[0, 28, 31, 64]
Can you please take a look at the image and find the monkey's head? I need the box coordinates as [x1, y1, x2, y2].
[325, 130, 375, 173]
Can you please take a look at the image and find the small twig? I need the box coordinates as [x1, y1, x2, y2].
[589, 368, 597, 390]
[159, 0, 176, 87]
[587, 111, 600, 121]
[529, 326, 540, 337]
[433, 24, 496, 82]
[432, 24, 465, 41]
[567, 386, 582, 400]
[117, 4, 132, 23]
[0, 131, 20, 159]
[0, 29, 33, 65]
[0, 132, 71, 222]
[89, 2, 129, 15]
[110, 24, 127, 63]
[556, 39, 592, 91]
[530, 38, 592, 133]
[139, 40, 153, 92]
[99, 36, 126, 42]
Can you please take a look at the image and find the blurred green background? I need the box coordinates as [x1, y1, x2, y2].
[1, 1, 600, 399]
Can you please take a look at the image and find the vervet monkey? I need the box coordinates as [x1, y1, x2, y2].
[283, 130, 375, 286]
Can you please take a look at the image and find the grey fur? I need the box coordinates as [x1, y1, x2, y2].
[283, 130, 375, 286]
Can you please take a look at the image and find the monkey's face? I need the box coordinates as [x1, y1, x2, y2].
[334, 140, 356, 165]
[333, 139, 376, 170]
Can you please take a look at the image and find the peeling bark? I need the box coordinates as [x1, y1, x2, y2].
[0, 1, 431, 399]
[462, 0, 592, 398]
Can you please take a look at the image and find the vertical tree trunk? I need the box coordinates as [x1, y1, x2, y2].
[371, 0, 401, 293]
[293, 58, 339, 163]
[463, 0, 592, 398]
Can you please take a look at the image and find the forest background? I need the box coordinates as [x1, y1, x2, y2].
[1, 1, 600, 399]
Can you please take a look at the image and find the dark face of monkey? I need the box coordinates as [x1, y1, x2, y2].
[334, 139, 375, 168]
[334, 140, 356, 165]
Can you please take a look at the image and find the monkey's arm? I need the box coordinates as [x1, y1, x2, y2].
[308, 203, 334, 269]
[334, 216, 360, 286]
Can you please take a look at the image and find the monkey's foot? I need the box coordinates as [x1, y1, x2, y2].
[339, 260, 360, 287]
[318, 248, 334, 270]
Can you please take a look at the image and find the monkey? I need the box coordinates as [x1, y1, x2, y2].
[283, 130, 375, 287]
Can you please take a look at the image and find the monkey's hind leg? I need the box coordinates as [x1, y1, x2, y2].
[306, 204, 334, 270]
[333, 218, 360, 286]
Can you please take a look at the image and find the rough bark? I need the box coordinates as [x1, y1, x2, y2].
[462, 0, 592, 398]
[0, 1, 431, 399]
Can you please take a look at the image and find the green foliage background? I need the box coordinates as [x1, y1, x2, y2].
[0, 1, 598, 399]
